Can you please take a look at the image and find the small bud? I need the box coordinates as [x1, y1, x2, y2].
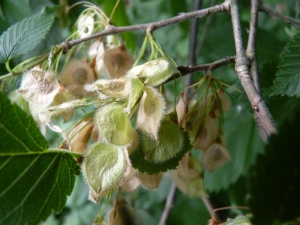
[18, 67, 60, 105]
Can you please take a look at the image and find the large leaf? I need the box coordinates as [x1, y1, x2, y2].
[130, 116, 191, 174]
[271, 31, 300, 96]
[0, 6, 57, 63]
[204, 98, 264, 192]
[248, 111, 300, 225]
[0, 92, 80, 225]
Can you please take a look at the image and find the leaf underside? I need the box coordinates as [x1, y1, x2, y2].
[271, 31, 300, 97]
[0, 92, 79, 225]
[130, 117, 191, 174]
[0, 6, 57, 63]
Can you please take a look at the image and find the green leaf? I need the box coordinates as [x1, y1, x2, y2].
[97, 0, 135, 51]
[0, 92, 79, 225]
[130, 116, 191, 174]
[271, 31, 300, 96]
[248, 112, 300, 225]
[83, 142, 126, 195]
[0, 6, 57, 63]
[94, 103, 134, 146]
[204, 100, 264, 192]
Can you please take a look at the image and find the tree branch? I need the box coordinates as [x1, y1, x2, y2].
[158, 183, 177, 225]
[259, 2, 300, 27]
[229, 0, 277, 135]
[246, 0, 268, 142]
[60, 2, 230, 52]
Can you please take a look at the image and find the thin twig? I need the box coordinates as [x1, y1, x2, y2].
[229, 0, 277, 135]
[60, 2, 230, 52]
[246, 0, 268, 142]
[177, 56, 236, 75]
[158, 183, 177, 225]
[202, 196, 214, 218]
[185, 0, 202, 87]
[259, 2, 300, 27]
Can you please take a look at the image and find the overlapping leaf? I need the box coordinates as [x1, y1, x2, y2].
[130, 116, 191, 174]
[0, 92, 79, 225]
[271, 31, 300, 96]
[0, 6, 57, 63]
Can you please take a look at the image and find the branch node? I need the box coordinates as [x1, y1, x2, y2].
[59, 41, 72, 54]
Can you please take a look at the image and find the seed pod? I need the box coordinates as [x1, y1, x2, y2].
[77, 14, 94, 38]
[126, 58, 178, 86]
[69, 119, 94, 154]
[18, 67, 60, 105]
[103, 46, 134, 78]
[202, 143, 231, 171]
[88, 40, 107, 78]
[200, 90, 231, 117]
[138, 172, 163, 189]
[191, 116, 219, 151]
[109, 196, 135, 225]
[60, 60, 95, 97]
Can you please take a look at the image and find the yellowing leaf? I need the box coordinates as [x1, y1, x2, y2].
[95, 104, 134, 146]
[83, 142, 126, 198]
[137, 86, 165, 139]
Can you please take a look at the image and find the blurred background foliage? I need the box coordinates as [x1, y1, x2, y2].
[1, 0, 300, 224]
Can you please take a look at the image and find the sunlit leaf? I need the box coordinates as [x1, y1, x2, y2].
[0, 92, 79, 225]
[0, 6, 57, 63]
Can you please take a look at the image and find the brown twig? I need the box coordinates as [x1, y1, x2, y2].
[60, 2, 230, 52]
[185, 0, 202, 87]
[229, 0, 277, 135]
[158, 183, 177, 225]
[246, 0, 268, 142]
[259, 2, 300, 27]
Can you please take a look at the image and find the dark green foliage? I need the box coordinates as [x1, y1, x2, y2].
[271, 31, 300, 97]
[248, 112, 300, 225]
[0, 92, 80, 225]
